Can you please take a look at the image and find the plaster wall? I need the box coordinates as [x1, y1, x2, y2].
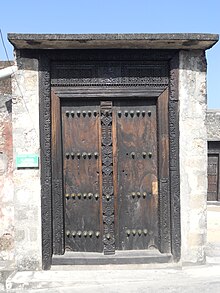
[0, 62, 14, 263]
[179, 50, 207, 264]
[12, 56, 42, 270]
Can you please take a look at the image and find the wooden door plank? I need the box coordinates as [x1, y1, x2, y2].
[62, 99, 102, 252]
[115, 98, 159, 251]
[157, 88, 171, 253]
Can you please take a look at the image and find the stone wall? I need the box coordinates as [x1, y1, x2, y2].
[0, 62, 14, 262]
[12, 55, 41, 270]
[179, 50, 207, 264]
[207, 110, 220, 141]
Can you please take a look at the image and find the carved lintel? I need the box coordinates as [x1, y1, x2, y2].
[101, 101, 115, 255]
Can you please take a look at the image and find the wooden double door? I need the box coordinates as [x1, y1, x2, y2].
[62, 97, 159, 254]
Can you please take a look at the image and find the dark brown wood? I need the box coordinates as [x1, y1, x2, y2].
[208, 141, 220, 201]
[39, 54, 52, 270]
[62, 99, 102, 252]
[100, 101, 115, 255]
[36, 49, 181, 269]
[115, 98, 159, 251]
[208, 154, 219, 201]
[157, 88, 171, 253]
[169, 53, 181, 261]
[51, 90, 64, 254]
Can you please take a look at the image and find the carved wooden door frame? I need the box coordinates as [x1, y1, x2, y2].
[36, 49, 181, 269]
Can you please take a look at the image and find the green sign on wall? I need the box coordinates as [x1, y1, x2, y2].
[16, 154, 39, 168]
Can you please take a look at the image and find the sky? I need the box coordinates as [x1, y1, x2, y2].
[0, 0, 219, 108]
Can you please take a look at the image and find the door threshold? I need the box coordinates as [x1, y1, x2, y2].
[52, 250, 173, 265]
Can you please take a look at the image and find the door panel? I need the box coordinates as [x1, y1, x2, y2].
[207, 154, 219, 201]
[61, 97, 159, 253]
[62, 99, 102, 252]
[114, 99, 158, 250]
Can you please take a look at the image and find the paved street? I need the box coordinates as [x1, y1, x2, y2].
[1, 257, 220, 292]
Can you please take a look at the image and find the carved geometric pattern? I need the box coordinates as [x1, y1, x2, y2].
[169, 54, 181, 261]
[51, 62, 169, 87]
[100, 101, 115, 255]
[34, 48, 181, 268]
[158, 178, 171, 253]
[39, 54, 52, 270]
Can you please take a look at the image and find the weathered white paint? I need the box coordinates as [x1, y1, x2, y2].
[179, 50, 207, 264]
[0, 65, 17, 80]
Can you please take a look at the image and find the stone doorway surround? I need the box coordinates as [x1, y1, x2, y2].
[8, 33, 218, 270]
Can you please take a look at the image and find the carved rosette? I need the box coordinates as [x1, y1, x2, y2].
[101, 101, 115, 255]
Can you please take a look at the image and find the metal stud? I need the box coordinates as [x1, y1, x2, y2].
[82, 152, 87, 159]
[138, 229, 142, 236]
[87, 153, 92, 159]
[71, 111, 74, 117]
[106, 233, 111, 240]
[93, 110, 98, 117]
[143, 229, 148, 235]
[83, 193, 87, 199]
[77, 153, 81, 159]
[71, 152, 75, 159]
[72, 231, 76, 237]
[77, 193, 82, 199]
[124, 110, 128, 117]
[118, 111, 122, 118]
[132, 229, 136, 236]
[71, 193, 76, 199]
[65, 193, 70, 199]
[148, 111, 152, 117]
[131, 192, 136, 198]
[88, 231, 93, 237]
[88, 193, 93, 199]
[148, 152, 152, 158]
[137, 192, 141, 198]
[94, 193, 99, 200]
[95, 231, 100, 238]
[66, 230, 70, 237]
[136, 110, 140, 117]
[142, 111, 146, 117]
[83, 231, 88, 237]
[65, 111, 70, 117]
[88, 111, 92, 117]
[142, 152, 147, 159]
[94, 152, 99, 159]
[126, 229, 131, 236]
[82, 111, 87, 117]
[106, 195, 110, 201]
[130, 110, 134, 117]
[131, 152, 135, 159]
[77, 111, 81, 117]
[65, 153, 70, 159]
[143, 192, 147, 198]
[77, 231, 82, 237]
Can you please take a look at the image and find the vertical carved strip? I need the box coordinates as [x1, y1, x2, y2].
[51, 91, 64, 255]
[101, 101, 115, 255]
[159, 179, 170, 252]
[169, 53, 181, 261]
[39, 55, 52, 270]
